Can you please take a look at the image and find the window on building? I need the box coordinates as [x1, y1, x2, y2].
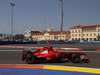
[86, 38, 88, 41]
[90, 38, 92, 40]
[75, 38, 77, 40]
[72, 38, 74, 40]
[98, 34, 100, 36]
[75, 34, 77, 36]
[72, 34, 74, 37]
[94, 33, 96, 36]
[90, 34, 92, 36]
[75, 30, 77, 33]
[98, 29, 100, 32]
[86, 34, 88, 36]
[82, 38, 85, 41]
[79, 30, 81, 32]
[94, 38, 96, 41]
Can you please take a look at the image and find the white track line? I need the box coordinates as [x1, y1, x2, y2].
[0, 50, 22, 51]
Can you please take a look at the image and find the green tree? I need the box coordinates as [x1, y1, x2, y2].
[14, 34, 24, 41]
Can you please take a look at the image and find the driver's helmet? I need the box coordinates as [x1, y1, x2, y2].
[48, 46, 54, 51]
[42, 47, 49, 51]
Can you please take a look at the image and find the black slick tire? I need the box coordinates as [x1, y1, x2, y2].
[26, 53, 36, 64]
[72, 54, 81, 63]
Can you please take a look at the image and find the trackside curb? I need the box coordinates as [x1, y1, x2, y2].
[43, 65, 100, 74]
[0, 64, 100, 74]
[0, 64, 43, 69]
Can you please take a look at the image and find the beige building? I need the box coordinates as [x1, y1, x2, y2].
[24, 26, 70, 41]
[31, 31, 44, 41]
[70, 24, 100, 41]
[43, 31, 70, 41]
[29, 31, 70, 41]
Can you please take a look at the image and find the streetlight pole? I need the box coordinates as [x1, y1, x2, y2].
[59, 0, 64, 32]
[10, 0, 15, 41]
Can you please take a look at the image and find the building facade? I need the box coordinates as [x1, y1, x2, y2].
[70, 25, 100, 41]
[25, 31, 70, 41]
[43, 31, 70, 41]
[31, 31, 44, 41]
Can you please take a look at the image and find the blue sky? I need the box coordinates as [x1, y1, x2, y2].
[0, 0, 100, 34]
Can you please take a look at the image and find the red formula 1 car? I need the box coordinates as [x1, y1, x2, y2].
[22, 46, 89, 64]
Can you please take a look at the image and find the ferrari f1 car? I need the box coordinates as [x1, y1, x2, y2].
[22, 46, 89, 64]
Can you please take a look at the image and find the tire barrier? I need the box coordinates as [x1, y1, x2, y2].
[0, 65, 100, 75]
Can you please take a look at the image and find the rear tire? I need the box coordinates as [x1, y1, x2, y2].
[72, 54, 81, 63]
[26, 53, 36, 64]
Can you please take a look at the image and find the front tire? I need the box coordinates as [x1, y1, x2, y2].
[26, 53, 36, 64]
[80, 55, 89, 63]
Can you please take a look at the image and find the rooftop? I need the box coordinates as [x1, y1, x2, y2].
[70, 24, 100, 29]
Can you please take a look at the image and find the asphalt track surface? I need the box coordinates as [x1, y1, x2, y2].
[0, 49, 100, 69]
[5, 43, 100, 48]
